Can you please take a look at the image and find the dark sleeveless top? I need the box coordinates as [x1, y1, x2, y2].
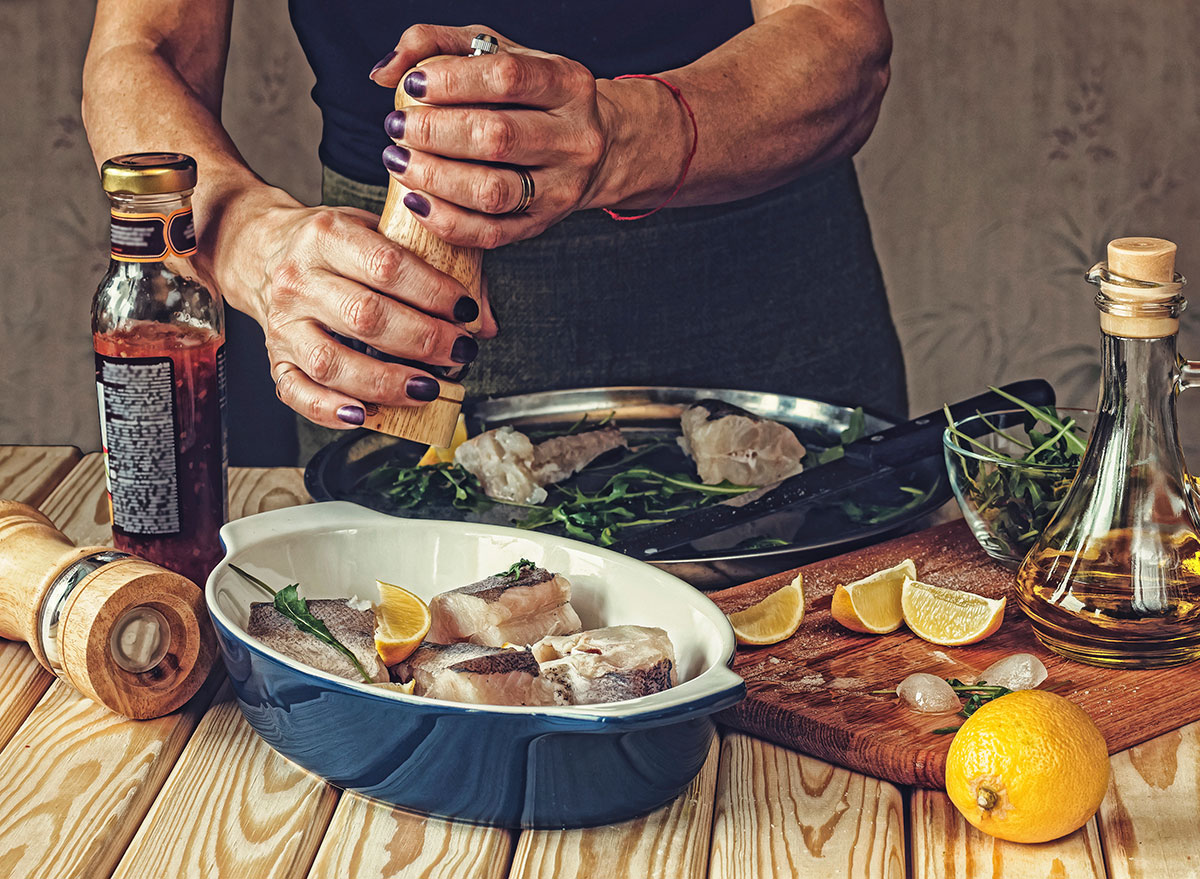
[288, 0, 754, 186]
[227, 3, 907, 466]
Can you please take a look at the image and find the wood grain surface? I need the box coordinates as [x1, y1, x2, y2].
[709, 520, 1200, 788]
[111, 681, 338, 879]
[909, 789, 1106, 879]
[0, 675, 220, 879]
[1099, 719, 1200, 879]
[308, 793, 514, 879]
[0, 445, 80, 508]
[0, 447, 81, 749]
[510, 735, 720, 879]
[709, 733, 904, 879]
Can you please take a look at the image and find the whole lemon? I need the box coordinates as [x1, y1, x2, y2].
[944, 690, 1109, 843]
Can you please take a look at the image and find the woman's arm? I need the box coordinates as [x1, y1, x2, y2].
[371, 0, 890, 246]
[82, 0, 494, 428]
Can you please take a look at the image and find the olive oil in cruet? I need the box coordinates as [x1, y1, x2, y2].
[1016, 238, 1200, 668]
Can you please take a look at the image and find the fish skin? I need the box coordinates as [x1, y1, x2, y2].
[400, 641, 554, 705]
[428, 568, 582, 647]
[247, 599, 389, 683]
[532, 625, 678, 706]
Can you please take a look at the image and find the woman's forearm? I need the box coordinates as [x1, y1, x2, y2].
[592, 0, 891, 209]
[82, 0, 296, 320]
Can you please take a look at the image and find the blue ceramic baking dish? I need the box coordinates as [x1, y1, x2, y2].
[206, 502, 745, 828]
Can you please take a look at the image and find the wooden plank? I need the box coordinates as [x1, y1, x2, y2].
[0, 461, 311, 878]
[38, 453, 111, 546]
[111, 681, 337, 879]
[708, 519, 1200, 788]
[910, 789, 1106, 879]
[229, 467, 310, 519]
[0, 446, 81, 749]
[0, 445, 80, 508]
[708, 733, 904, 879]
[307, 793, 513, 879]
[0, 674, 220, 879]
[509, 735, 720, 879]
[1099, 721, 1200, 878]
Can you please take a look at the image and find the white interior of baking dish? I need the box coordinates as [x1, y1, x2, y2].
[207, 501, 743, 718]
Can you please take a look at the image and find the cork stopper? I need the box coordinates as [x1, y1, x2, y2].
[1099, 237, 1183, 338]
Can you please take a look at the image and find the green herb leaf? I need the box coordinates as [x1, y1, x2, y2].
[499, 558, 536, 578]
[932, 726, 962, 735]
[230, 565, 374, 685]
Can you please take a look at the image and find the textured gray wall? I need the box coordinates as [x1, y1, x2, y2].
[3, 2, 1199, 454]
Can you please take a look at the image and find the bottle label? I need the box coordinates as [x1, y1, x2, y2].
[96, 354, 182, 536]
[110, 208, 197, 262]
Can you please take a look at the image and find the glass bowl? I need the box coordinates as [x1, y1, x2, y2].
[943, 408, 1094, 568]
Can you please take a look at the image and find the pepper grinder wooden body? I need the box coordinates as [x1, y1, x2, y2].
[0, 500, 216, 719]
[361, 66, 483, 448]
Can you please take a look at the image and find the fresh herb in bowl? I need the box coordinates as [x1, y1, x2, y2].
[943, 388, 1091, 566]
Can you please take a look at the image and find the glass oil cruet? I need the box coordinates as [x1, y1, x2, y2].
[1016, 237, 1200, 668]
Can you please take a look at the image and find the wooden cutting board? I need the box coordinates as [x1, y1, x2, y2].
[708, 519, 1200, 789]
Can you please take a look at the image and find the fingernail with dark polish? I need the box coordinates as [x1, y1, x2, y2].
[370, 50, 397, 77]
[403, 192, 431, 217]
[382, 144, 410, 174]
[336, 404, 366, 426]
[403, 70, 427, 98]
[453, 296, 480, 323]
[406, 375, 441, 402]
[451, 335, 479, 364]
[384, 110, 406, 139]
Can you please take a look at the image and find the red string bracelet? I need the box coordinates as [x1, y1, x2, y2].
[603, 74, 698, 221]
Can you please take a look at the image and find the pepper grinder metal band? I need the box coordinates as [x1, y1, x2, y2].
[0, 500, 216, 718]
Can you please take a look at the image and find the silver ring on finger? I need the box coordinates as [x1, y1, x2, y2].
[273, 362, 302, 401]
[507, 167, 535, 215]
[471, 34, 500, 56]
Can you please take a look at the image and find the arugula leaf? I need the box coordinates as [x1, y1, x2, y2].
[230, 565, 374, 685]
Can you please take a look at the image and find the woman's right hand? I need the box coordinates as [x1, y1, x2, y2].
[217, 189, 496, 429]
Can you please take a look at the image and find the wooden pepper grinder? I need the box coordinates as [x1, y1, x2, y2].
[0, 501, 216, 718]
[359, 42, 494, 447]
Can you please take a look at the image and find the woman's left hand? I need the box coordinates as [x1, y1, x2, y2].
[370, 25, 614, 249]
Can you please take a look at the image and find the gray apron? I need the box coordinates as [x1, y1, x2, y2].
[228, 161, 908, 466]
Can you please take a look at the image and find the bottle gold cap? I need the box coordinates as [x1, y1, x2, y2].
[101, 153, 197, 195]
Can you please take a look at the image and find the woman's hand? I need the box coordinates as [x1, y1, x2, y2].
[369, 25, 624, 249]
[222, 188, 497, 429]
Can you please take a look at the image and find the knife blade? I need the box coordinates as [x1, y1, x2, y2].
[611, 379, 1056, 560]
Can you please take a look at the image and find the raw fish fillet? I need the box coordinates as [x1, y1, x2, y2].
[427, 565, 582, 647]
[453, 426, 545, 504]
[530, 426, 627, 483]
[248, 599, 388, 683]
[532, 625, 678, 705]
[678, 400, 806, 486]
[454, 425, 627, 504]
[399, 642, 555, 705]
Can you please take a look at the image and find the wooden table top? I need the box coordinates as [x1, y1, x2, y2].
[0, 444, 1194, 879]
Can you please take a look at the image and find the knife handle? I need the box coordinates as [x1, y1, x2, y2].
[843, 379, 1057, 469]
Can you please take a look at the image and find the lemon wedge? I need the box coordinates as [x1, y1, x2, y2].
[728, 575, 805, 646]
[417, 414, 469, 466]
[900, 577, 1005, 646]
[374, 580, 431, 666]
[830, 558, 915, 634]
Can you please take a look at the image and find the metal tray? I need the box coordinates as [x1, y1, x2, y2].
[304, 387, 949, 589]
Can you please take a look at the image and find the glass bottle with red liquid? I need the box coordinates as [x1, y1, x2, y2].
[92, 153, 227, 587]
